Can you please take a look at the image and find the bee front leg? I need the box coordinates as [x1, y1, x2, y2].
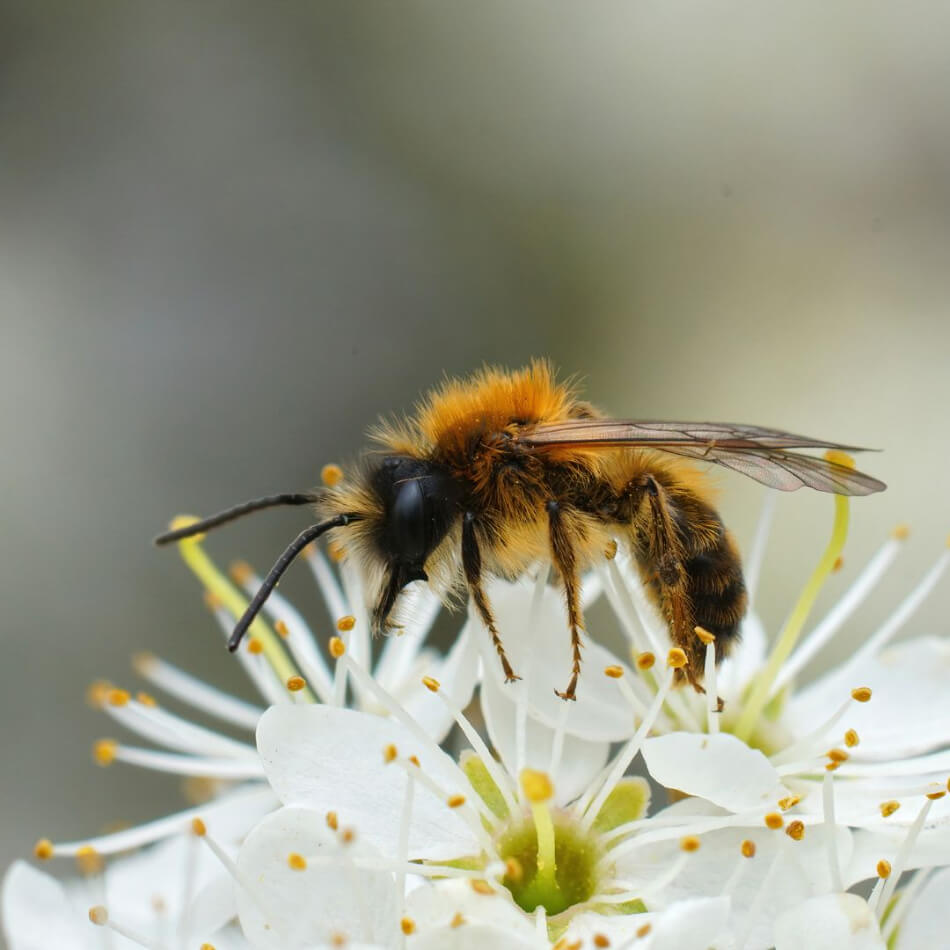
[462, 512, 521, 683]
[546, 500, 585, 701]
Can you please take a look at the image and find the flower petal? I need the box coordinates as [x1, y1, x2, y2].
[641, 732, 786, 812]
[257, 705, 480, 860]
[895, 867, 950, 947]
[773, 894, 885, 950]
[637, 896, 731, 950]
[1, 863, 84, 950]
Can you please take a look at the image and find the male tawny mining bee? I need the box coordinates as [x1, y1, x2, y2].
[156, 362, 884, 700]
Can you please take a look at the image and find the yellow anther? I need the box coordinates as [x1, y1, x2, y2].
[336, 616, 356, 632]
[93, 739, 117, 766]
[636, 652, 656, 671]
[168, 514, 204, 540]
[409, 754, 420, 767]
[329, 636, 346, 658]
[203, 590, 224, 611]
[246, 638, 264, 655]
[604, 539, 618, 560]
[287, 852, 307, 871]
[400, 917, 416, 936]
[680, 835, 701, 852]
[330, 934, 347, 948]
[825, 761, 841, 772]
[85, 680, 113, 708]
[877, 859, 892, 879]
[322, 463, 344, 487]
[136, 691, 157, 708]
[107, 689, 130, 707]
[785, 820, 805, 841]
[520, 768, 554, 804]
[88, 905, 108, 926]
[891, 523, 910, 541]
[229, 561, 254, 585]
[274, 619, 290, 638]
[326, 811, 339, 830]
[636, 923, 652, 938]
[741, 839, 756, 858]
[286, 676, 307, 692]
[926, 788, 946, 801]
[422, 676, 441, 693]
[447, 794, 467, 809]
[879, 800, 901, 818]
[200, 945, 216, 950]
[33, 839, 54, 860]
[824, 450, 855, 469]
[76, 846, 103, 876]
[593, 936, 611, 948]
[694, 626, 716, 645]
[778, 795, 801, 811]
[764, 812, 784, 830]
[504, 857, 524, 882]
[470, 879, 494, 895]
[604, 665, 624, 679]
[191, 818, 206, 837]
[340, 827, 356, 845]
[832, 555, 845, 573]
[851, 686, 872, 703]
[667, 648, 688, 669]
[827, 748, 849, 763]
[451, 911, 466, 928]
[844, 729, 860, 748]
[383, 744, 398, 764]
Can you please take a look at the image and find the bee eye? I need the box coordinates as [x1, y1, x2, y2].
[391, 479, 428, 563]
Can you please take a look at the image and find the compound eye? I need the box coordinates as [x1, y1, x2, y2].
[391, 479, 428, 563]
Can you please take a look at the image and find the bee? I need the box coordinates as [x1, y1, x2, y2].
[155, 362, 884, 700]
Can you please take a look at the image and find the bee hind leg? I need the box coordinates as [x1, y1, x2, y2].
[462, 513, 521, 683]
[546, 500, 585, 701]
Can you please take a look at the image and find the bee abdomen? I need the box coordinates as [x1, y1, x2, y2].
[683, 539, 747, 661]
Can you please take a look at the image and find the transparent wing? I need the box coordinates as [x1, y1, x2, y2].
[518, 419, 886, 495]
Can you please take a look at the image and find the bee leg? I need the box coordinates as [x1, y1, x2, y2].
[462, 513, 521, 683]
[546, 500, 585, 701]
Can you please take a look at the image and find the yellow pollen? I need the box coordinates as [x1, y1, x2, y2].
[93, 739, 117, 766]
[422, 676, 441, 693]
[85, 680, 113, 708]
[136, 691, 157, 708]
[76, 846, 103, 876]
[286, 676, 307, 692]
[470, 879, 494, 895]
[400, 917, 416, 936]
[229, 561, 254, 585]
[891, 523, 910, 541]
[741, 839, 756, 858]
[832, 555, 845, 573]
[330, 934, 347, 948]
[505, 856, 524, 882]
[326, 811, 339, 830]
[667, 648, 688, 669]
[604, 539, 618, 560]
[274, 619, 290, 638]
[680, 835, 701, 852]
[329, 636, 346, 658]
[321, 463, 344, 487]
[764, 812, 784, 830]
[785, 820, 805, 841]
[844, 729, 860, 748]
[340, 827, 355, 845]
[851, 687, 872, 703]
[336, 615, 356, 632]
[201, 945, 216, 950]
[778, 795, 801, 811]
[383, 744, 398, 764]
[877, 859, 892, 879]
[825, 761, 841, 772]
[246, 638, 264, 655]
[451, 911, 466, 928]
[203, 590, 224, 611]
[879, 800, 901, 818]
[604, 665, 624, 679]
[520, 768, 554, 804]
[694, 625, 716, 645]
[107, 689, 130, 707]
[409, 754, 420, 767]
[636, 652, 656, 670]
[926, 789, 946, 801]
[827, 748, 849, 763]
[593, 936, 611, 948]
[328, 540, 346, 562]
[287, 852, 307, 871]
[947, 777, 950, 792]
[169, 514, 204, 539]
[88, 905, 108, 926]
[447, 794, 466, 809]
[824, 449, 856, 469]
[636, 923, 652, 938]
[33, 839, 54, 860]
[191, 818, 206, 837]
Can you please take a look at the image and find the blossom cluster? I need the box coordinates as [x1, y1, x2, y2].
[4, 487, 950, 950]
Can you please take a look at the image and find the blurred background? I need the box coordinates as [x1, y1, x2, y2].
[3, 1, 950, 898]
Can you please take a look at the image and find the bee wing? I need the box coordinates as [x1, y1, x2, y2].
[519, 420, 886, 495]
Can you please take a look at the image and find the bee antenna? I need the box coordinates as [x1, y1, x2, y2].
[226, 513, 361, 653]
[153, 493, 322, 545]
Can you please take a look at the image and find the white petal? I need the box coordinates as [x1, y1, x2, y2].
[257, 705, 480, 860]
[773, 894, 885, 950]
[410, 924, 541, 950]
[895, 867, 950, 947]
[789, 638, 950, 759]
[641, 732, 786, 812]
[235, 806, 398, 950]
[846, 824, 950, 887]
[716, 612, 767, 701]
[475, 576, 637, 741]
[1, 863, 85, 950]
[405, 879, 535, 937]
[639, 896, 732, 950]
